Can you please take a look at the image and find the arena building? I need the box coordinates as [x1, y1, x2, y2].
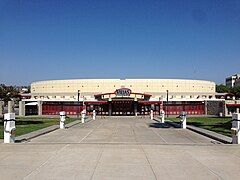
[23, 79, 218, 116]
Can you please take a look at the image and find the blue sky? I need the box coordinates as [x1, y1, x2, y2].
[1, 0, 240, 85]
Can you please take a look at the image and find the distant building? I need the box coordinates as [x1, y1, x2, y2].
[226, 74, 240, 87]
[24, 78, 217, 116]
[19, 78, 240, 117]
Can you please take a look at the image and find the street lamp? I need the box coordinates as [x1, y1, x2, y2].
[83, 95, 85, 110]
[166, 90, 169, 117]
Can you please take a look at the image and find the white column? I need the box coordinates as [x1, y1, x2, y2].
[180, 111, 187, 129]
[4, 113, 16, 143]
[37, 101, 42, 116]
[231, 113, 240, 144]
[60, 111, 66, 129]
[8, 101, 14, 113]
[19, 101, 25, 117]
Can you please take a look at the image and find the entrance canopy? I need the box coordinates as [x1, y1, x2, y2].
[25, 102, 38, 106]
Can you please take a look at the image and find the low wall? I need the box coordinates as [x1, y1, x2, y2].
[207, 100, 225, 116]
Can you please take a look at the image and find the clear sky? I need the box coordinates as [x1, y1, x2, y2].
[1, 0, 240, 86]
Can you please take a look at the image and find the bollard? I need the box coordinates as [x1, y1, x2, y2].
[60, 111, 66, 129]
[180, 111, 187, 129]
[150, 110, 154, 120]
[231, 113, 240, 144]
[160, 110, 165, 123]
[4, 113, 16, 143]
[93, 110, 96, 120]
[81, 110, 86, 123]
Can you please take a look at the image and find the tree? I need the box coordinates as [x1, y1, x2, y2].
[216, 84, 230, 93]
[231, 86, 240, 99]
[0, 84, 19, 103]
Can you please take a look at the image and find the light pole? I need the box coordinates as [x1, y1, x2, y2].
[83, 95, 85, 110]
[166, 90, 169, 117]
[77, 90, 80, 118]
[159, 97, 161, 115]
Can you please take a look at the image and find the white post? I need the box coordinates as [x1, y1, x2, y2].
[4, 113, 16, 143]
[236, 108, 240, 114]
[150, 110, 154, 120]
[93, 110, 96, 120]
[231, 113, 240, 144]
[60, 111, 66, 129]
[8, 101, 14, 113]
[180, 111, 187, 129]
[81, 110, 86, 123]
[160, 110, 165, 123]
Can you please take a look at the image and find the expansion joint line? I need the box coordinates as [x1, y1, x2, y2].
[90, 145, 104, 180]
[23, 144, 70, 180]
[79, 121, 105, 143]
[186, 151, 224, 180]
[140, 144, 158, 180]
[151, 128, 167, 144]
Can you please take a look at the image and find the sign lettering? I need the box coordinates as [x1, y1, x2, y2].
[115, 88, 131, 96]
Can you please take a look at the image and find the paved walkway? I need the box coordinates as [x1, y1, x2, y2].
[0, 117, 240, 179]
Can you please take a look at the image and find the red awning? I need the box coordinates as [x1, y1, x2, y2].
[226, 104, 240, 107]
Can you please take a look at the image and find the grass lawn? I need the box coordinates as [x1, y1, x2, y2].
[168, 116, 232, 137]
[0, 117, 79, 139]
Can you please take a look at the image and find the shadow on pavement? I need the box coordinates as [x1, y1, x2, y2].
[15, 121, 44, 125]
[148, 123, 171, 128]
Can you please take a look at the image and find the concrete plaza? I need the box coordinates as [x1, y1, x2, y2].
[0, 117, 240, 179]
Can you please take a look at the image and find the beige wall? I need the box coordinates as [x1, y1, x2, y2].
[30, 79, 215, 100]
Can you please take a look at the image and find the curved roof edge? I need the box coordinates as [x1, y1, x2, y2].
[32, 78, 215, 84]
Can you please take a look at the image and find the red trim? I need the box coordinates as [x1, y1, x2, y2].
[227, 104, 240, 107]
[84, 101, 108, 105]
[138, 101, 162, 104]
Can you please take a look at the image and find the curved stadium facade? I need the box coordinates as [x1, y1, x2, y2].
[26, 79, 216, 116]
